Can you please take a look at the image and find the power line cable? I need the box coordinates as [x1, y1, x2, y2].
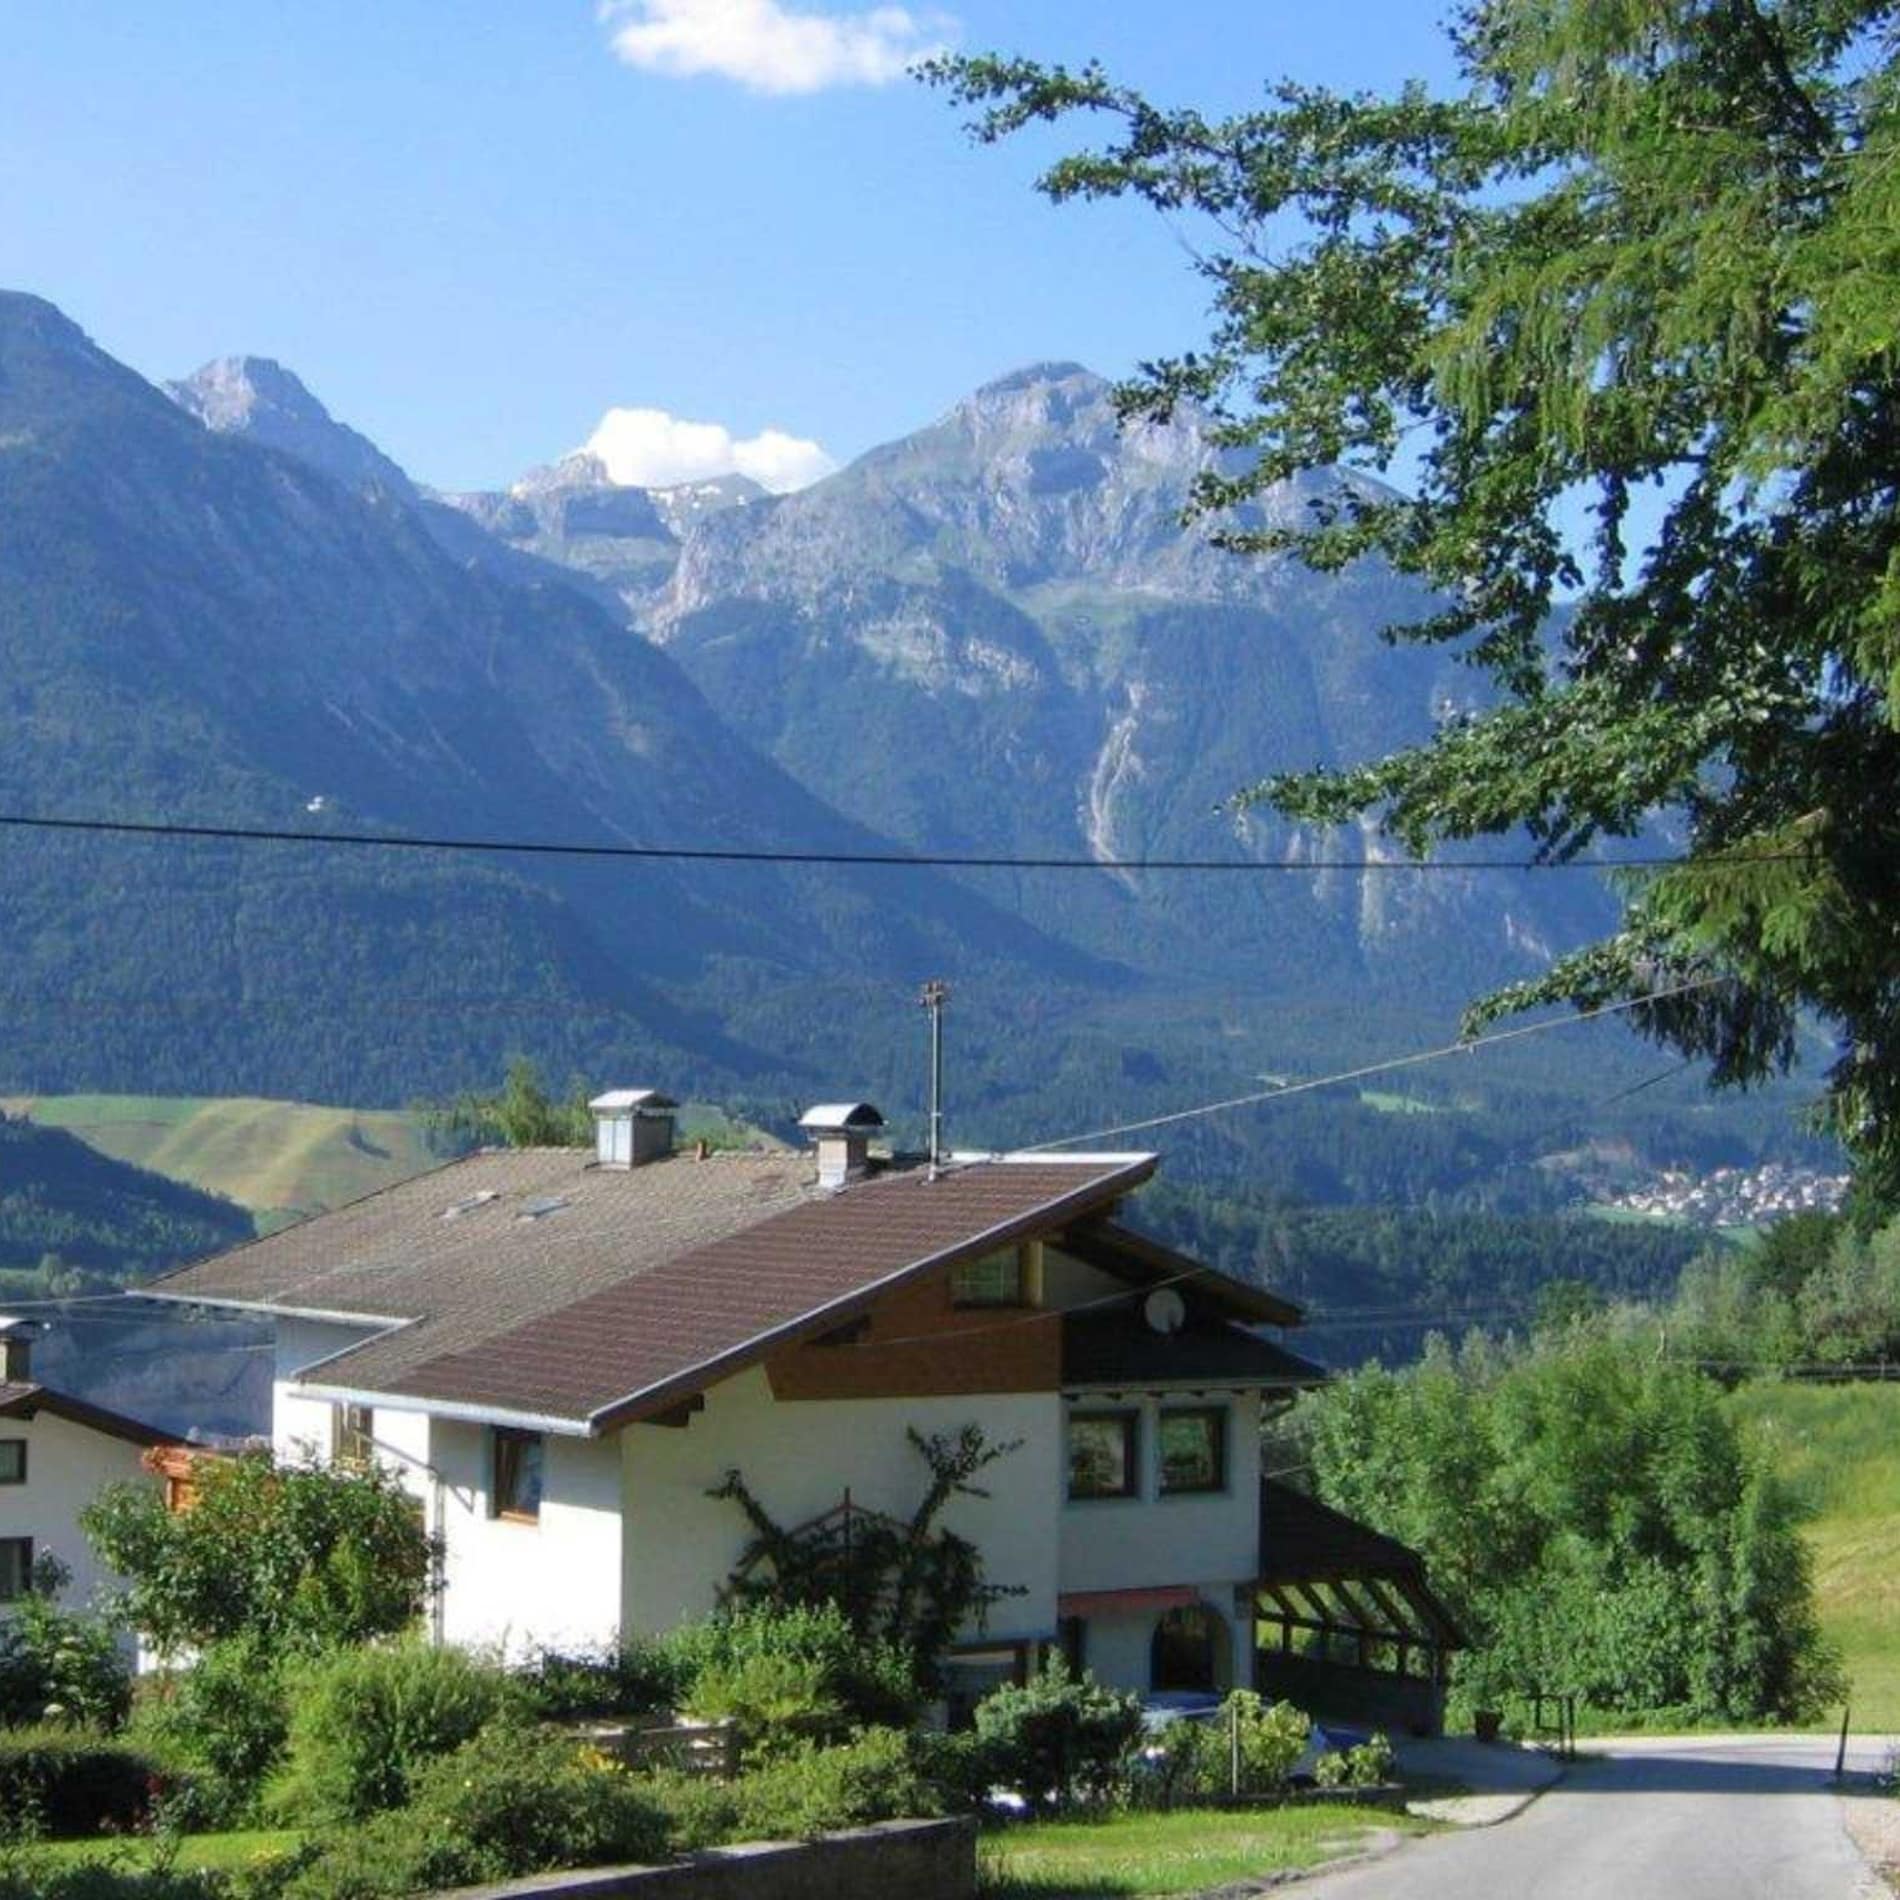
[0, 809, 1802, 877]
[1018, 976, 1726, 1152]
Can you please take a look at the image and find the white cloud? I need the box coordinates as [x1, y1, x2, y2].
[599, 0, 953, 95]
[581, 405, 837, 492]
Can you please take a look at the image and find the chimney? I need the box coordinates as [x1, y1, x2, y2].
[0, 1317, 35, 1384]
[588, 1089, 679, 1170]
[798, 1102, 885, 1189]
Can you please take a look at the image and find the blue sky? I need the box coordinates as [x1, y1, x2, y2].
[1, 3, 1459, 491]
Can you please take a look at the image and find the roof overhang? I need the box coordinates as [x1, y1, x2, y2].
[138, 1291, 413, 1330]
[1058, 1218, 1304, 1327]
[290, 1379, 596, 1438]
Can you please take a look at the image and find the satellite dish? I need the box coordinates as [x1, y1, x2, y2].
[1143, 1287, 1187, 1335]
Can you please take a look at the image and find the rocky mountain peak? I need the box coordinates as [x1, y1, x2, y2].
[0, 290, 181, 430]
[168, 355, 417, 504]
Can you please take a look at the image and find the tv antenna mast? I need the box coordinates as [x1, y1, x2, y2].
[920, 978, 949, 1180]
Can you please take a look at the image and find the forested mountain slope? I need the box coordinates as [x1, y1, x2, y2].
[0, 1115, 252, 1290]
[0, 294, 1100, 1108]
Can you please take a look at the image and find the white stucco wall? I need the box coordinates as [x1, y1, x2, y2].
[273, 1321, 621, 1657]
[619, 1367, 1062, 1644]
[0, 1410, 160, 1613]
[1058, 1391, 1261, 1694]
[1058, 1392, 1262, 1594]
[262, 1271, 1267, 1692]
[427, 1419, 623, 1657]
[273, 1318, 384, 1461]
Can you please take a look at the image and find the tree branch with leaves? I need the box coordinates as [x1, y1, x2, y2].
[926, 1, 1900, 1202]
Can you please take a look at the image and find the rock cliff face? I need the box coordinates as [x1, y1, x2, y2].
[627, 363, 1611, 990]
[168, 355, 419, 505]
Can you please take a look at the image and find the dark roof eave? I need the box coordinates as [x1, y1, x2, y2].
[1059, 1218, 1303, 1327]
[0, 1383, 176, 1448]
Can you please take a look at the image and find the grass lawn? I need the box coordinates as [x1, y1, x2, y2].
[34, 1831, 304, 1873]
[977, 1806, 1426, 1897]
[1729, 1381, 1900, 1732]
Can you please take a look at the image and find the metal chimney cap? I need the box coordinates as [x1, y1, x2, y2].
[798, 1102, 886, 1134]
[589, 1089, 679, 1113]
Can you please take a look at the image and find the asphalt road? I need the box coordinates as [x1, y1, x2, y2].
[1301, 1735, 1893, 1899]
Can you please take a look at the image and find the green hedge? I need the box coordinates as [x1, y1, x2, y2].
[0, 1726, 168, 1836]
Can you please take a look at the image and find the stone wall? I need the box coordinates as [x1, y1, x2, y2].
[440, 1818, 975, 1900]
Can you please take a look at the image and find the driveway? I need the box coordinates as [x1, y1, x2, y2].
[1300, 1734, 1895, 1899]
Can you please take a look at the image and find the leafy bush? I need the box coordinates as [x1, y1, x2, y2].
[638, 1770, 746, 1854]
[666, 1603, 917, 1758]
[909, 1727, 994, 1815]
[730, 1727, 941, 1840]
[274, 1723, 669, 1900]
[83, 1455, 440, 1662]
[644, 1728, 940, 1849]
[0, 1726, 167, 1835]
[407, 1720, 669, 1872]
[267, 1813, 479, 1900]
[269, 1642, 514, 1822]
[0, 1557, 133, 1731]
[1300, 1323, 1845, 1724]
[1137, 1694, 1311, 1807]
[130, 1640, 290, 1828]
[1229, 1693, 1309, 1788]
[1312, 1732, 1394, 1790]
[517, 1638, 680, 1722]
[0, 1851, 225, 1900]
[971, 1660, 1142, 1811]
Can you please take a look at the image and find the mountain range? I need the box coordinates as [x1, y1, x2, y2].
[185, 344, 1615, 999]
[1, 289, 1706, 1160]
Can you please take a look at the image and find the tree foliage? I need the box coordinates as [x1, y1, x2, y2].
[1669, 1208, 1900, 1373]
[1296, 1321, 1842, 1721]
[422, 1056, 593, 1152]
[81, 1453, 440, 1660]
[931, 2, 1900, 1199]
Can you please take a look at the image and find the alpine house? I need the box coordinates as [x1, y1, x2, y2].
[152, 1091, 1349, 1710]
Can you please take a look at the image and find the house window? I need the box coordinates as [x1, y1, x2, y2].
[490, 1428, 543, 1523]
[0, 1440, 24, 1486]
[950, 1246, 1026, 1308]
[333, 1404, 374, 1470]
[1067, 1411, 1139, 1500]
[0, 1538, 31, 1603]
[1159, 1408, 1227, 1495]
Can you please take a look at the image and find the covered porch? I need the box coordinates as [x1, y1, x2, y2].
[1252, 1478, 1465, 1736]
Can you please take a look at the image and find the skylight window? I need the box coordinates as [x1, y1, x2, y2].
[515, 1196, 571, 1223]
[440, 1190, 501, 1222]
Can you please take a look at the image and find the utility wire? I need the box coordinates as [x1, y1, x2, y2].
[0, 809, 1802, 877]
[1019, 976, 1726, 1152]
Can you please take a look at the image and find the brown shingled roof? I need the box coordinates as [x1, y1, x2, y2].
[156, 1146, 1156, 1433]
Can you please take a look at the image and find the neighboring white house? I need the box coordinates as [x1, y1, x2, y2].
[150, 1094, 1330, 1706]
[0, 1318, 175, 1615]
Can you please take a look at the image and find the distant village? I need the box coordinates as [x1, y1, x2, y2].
[1598, 1162, 1850, 1229]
